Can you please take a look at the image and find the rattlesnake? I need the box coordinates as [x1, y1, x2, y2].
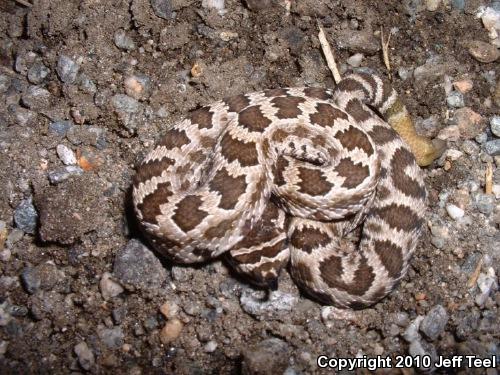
[132, 72, 443, 308]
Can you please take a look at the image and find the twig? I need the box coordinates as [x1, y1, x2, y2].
[317, 22, 341, 84]
[485, 162, 493, 194]
[14, 0, 32, 7]
[381, 27, 392, 77]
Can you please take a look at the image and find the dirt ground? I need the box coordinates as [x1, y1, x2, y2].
[0, 0, 499, 374]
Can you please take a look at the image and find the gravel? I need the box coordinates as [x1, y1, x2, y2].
[56, 55, 80, 84]
[420, 305, 449, 341]
[13, 198, 38, 234]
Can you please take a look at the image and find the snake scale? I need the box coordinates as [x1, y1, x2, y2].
[132, 72, 443, 308]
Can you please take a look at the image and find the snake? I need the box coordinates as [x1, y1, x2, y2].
[132, 72, 444, 308]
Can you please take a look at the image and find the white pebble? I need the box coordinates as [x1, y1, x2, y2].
[56, 144, 77, 165]
[99, 272, 124, 300]
[204, 340, 218, 352]
[492, 184, 500, 199]
[446, 204, 464, 220]
[347, 53, 364, 67]
[491, 116, 500, 137]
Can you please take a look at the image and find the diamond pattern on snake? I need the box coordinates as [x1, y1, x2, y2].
[132, 72, 444, 308]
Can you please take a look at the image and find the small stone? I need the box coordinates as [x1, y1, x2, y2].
[437, 125, 460, 141]
[398, 67, 412, 81]
[77, 74, 97, 94]
[204, 340, 218, 352]
[0, 75, 11, 93]
[160, 301, 179, 319]
[48, 120, 73, 137]
[56, 144, 77, 165]
[242, 338, 290, 375]
[446, 204, 464, 220]
[100, 272, 124, 300]
[484, 139, 500, 156]
[21, 85, 51, 110]
[14, 198, 38, 234]
[13, 106, 36, 126]
[27, 62, 50, 84]
[403, 316, 424, 343]
[413, 57, 447, 84]
[453, 79, 473, 93]
[6, 229, 23, 248]
[74, 342, 95, 371]
[14, 52, 37, 75]
[492, 184, 500, 199]
[347, 53, 364, 67]
[446, 91, 465, 108]
[98, 327, 124, 349]
[21, 267, 41, 294]
[451, 0, 465, 10]
[113, 239, 168, 291]
[467, 40, 500, 63]
[56, 55, 80, 84]
[48, 166, 84, 184]
[453, 107, 486, 139]
[0, 249, 11, 262]
[112, 306, 127, 324]
[114, 29, 136, 51]
[490, 116, 500, 137]
[474, 193, 495, 215]
[202, 0, 225, 11]
[240, 289, 298, 318]
[425, 0, 442, 11]
[124, 74, 150, 100]
[420, 305, 449, 341]
[111, 94, 140, 131]
[394, 312, 410, 327]
[245, 0, 273, 11]
[159, 318, 183, 344]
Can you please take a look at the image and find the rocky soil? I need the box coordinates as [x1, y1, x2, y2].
[0, 0, 499, 374]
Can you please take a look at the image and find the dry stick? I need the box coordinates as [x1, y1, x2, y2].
[381, 28, 392, 77]
[485, 162, 493, 194]
[467, 256, 483, 289]
[14, 0, 32, 7]
[317, 23, 341, 84]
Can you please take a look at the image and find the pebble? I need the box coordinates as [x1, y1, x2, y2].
[491, 116, 500, 137]
[77, 74, 97, 94]
[159, 318, 183, 344]
[446, 91, 465, 108]
[403, 316, 424, 343]
[453, 79, 473, 93]
[27, 62, 50, 84]
[48, 166, 84, 184]
[453, 107, 485, 139]
[13, 106, 36, 126]
[14, 198, 38, 234]
[446, 204, 465, 220]
[111, 94, 140, 131]
[113, 239, 168, 291]
[21, 85, 51, 110]
[492, 184, 500, 199]
[98, 327, 124, 349]
[202, 0, 225, 11]
[0, 303, 12, 327]
[204, 340, 218, 353]
[475, 269, 498, 306]
[160, 301, 179, 319]
[484, 139, 500, 155]
[467, 40, 499, 63]
[100, 272, 124, 300]
[112, 306, 127, 324]
[240, 289, 298, 318]
[124, 74, 150, 100]
[56, 144, 77, 165]
[14, 51, 37, 75]
[451, 0, 465, 10]
[413, 57, 447, 84]
[474, 193, 495, 215]
[242, 338, 290, 375]
[6, 229, 23, 248]
[0, 340, 7, 356]
[346, 53, 364, 67]
[56, 55, 80, 84]
[74, 342, 95, 371]
[420, 305, 449, 341]
[114, 29, 136, 51]
[408, 340, 436, 369]
[0, 74, 11, 93]
[425, 0, 442, 11]
[48, 120, 73, 137]
[21, 267, 41, 294]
